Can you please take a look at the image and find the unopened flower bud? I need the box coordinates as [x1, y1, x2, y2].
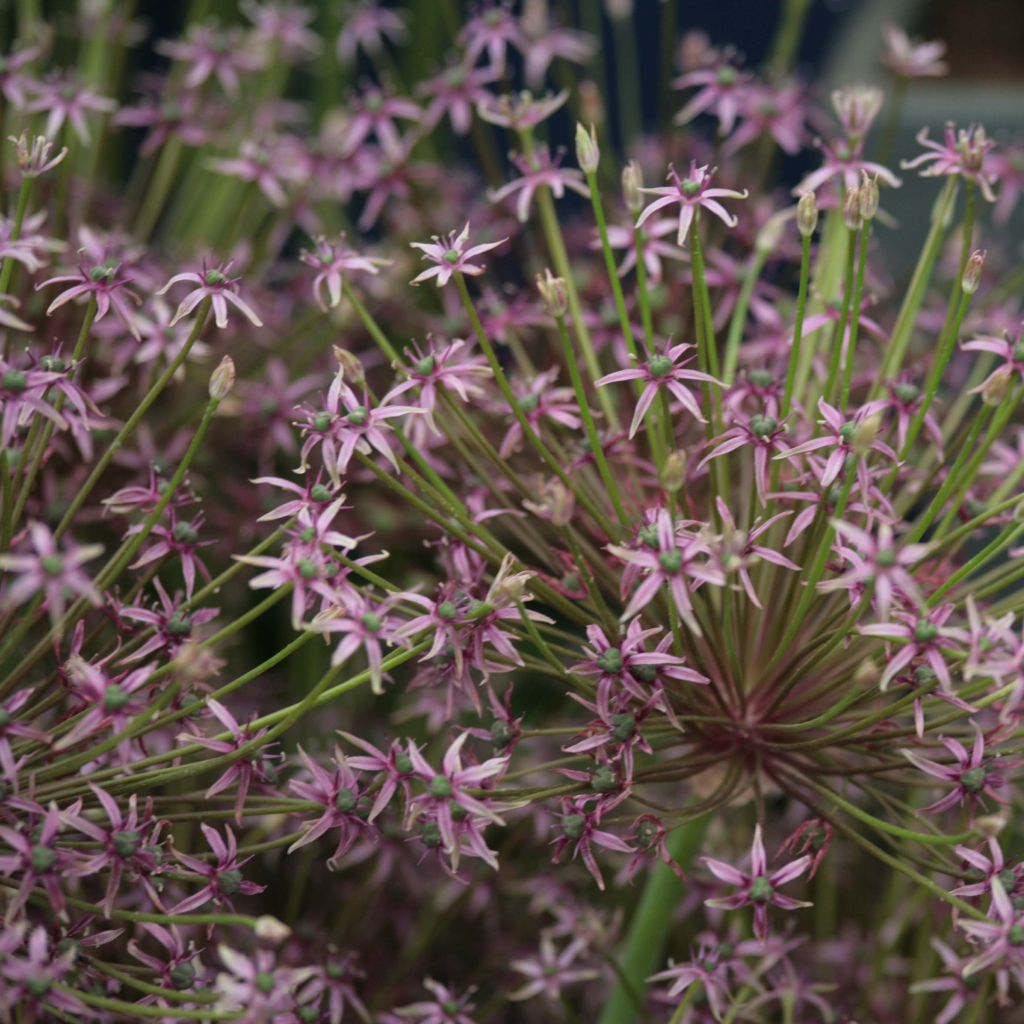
[843, 188, 862, 231]
[975, 813, 1007, 838]
[254, 916, 292, 944]
[981, 368, 1012, 406]
[605, 0, 633, 20]
[796, 192, 818, 237]
[578, 81, 605, 128]
[858, 174, 880, 221]
[851, 414, 882, 454]
[755, 214, 785, 255]
[575, 122, 600, 174]
[962, 250, 986, 295]
[523, 477, 574, 526]
[333, 346, 365, 387]
[536, 269, 568, 318]
[854, 657, 880, 689]
[622, 161, 644, 213]
[664, 450, 688, 492]
[208, 356, 236, 400]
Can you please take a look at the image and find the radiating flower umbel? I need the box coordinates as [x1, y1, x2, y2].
[4, 8, 1024, 1023]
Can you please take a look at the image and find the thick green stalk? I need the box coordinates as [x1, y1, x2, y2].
[839, 220, 872, 411]
[585, 168, 640, 368]
[723, 246, 768, 385]
[134, 135, 183, 240]
[821, 230, 858, 407]
[767, 0, 813, 76]
[597, 815, 711, 1024]
[0, 451, 13, 555]
[872, 178, 958, 393]
[0, 173, 33, 298]
[897, 289, 971, 463]
[780, 232, 812, 419]
[689, 220, 727, 509]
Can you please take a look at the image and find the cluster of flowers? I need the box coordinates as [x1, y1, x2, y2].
[2, 1, 1024, 1021]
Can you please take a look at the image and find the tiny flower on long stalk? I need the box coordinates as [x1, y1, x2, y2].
[158, 262, 263, 328]
[409, 223, 507, 287]
[702, 825, 813, 943]
[596, 340, 719, 439]
[7, 132, 68, 177]
[636, 161, 748, 246]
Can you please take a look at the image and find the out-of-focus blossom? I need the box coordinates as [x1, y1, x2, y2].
[882, 25, 948, 79]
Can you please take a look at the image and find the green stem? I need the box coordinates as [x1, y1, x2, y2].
[55, 985, 241, 1020]
[898, 289, 971, 464]
[11, 297, 98, 526]
[0, 173, 33, 303]
[723, 247, 768, 385]
[585, 168, 640, 368]
[839, 220, 871, 411]
[134, 135, 183, 240]
[633, 228, 668, 475]
[453, 272, 616, 536]
[780, 232, 812, 420]
[53, 299, 212, 541]
[689, 221, 727, 508]
[904, 402, 994, 544]
[597, 815, 711, 1024]
[93, 394, 221, 597]
[533, 174, 620, 431]
[767, 0, 813, 76]
[822, 229, 857, 407]
[934, 388, 1024, 538]
[873, 178, 958, 393]
[554, 312, 629, 527]
[929, 520, 1024, 605]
